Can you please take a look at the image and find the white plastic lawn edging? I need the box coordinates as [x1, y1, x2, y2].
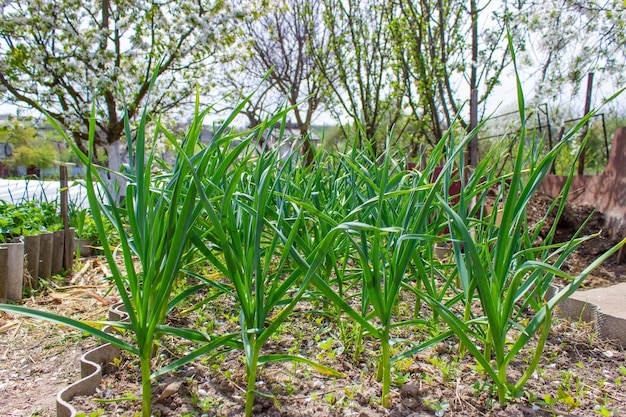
[56, 303, 127, 417]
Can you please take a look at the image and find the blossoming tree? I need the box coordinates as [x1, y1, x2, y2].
[0, 0, 242, 173]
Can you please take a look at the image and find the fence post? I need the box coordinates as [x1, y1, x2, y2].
[578, 72, 594, 176]
[60, 164, 73, 271]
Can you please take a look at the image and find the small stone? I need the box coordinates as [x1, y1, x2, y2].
[101, 388, 115, 399]
[497, 404, 547, 417]
[355, 393, 369, 406]
[182, 367, 198, 377]
[435, 343, 450, 355]
[218, 379, 234, 394]
[312, 379, 325, 389]
[156, 381, 182, 402]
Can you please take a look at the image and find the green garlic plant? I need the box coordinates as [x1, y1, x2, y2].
[1, 87, 238, 417]
[185, 112, 395, 417]
[413, 47, 626, 403]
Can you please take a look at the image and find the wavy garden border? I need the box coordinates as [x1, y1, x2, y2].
[56, 303, 126, 417]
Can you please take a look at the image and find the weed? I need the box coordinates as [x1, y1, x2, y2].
[472, 380, 498, 399]
[595, 405, 619, 416]
[424, 398, 450, 416]
[544, 388, 581, 411]
[393, 371, 410, 387]
[428, 356, 456, 382]
[282, 379, 297, 396]
[198, 396, 218, 412]
[75, 410, 105, 417]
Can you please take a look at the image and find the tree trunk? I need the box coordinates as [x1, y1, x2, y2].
[468, 0, 479, 167]
[106, 141, 127, 201]
[578, 72, 594, 176]
[301, 136, 315, 167]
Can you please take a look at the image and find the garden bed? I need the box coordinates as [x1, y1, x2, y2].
[2, 122, 626, 417]
[526, 193, 626, 288]
[1, 227, 625, 417]
[65, 320, 625, 417]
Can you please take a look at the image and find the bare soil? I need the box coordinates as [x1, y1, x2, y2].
[526, 193, 626, 288]
[0, 259, 114, 416]
[1, 194, 625, 417]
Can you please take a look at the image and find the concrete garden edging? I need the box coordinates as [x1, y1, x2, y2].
[56, 303, 127, 417]
[38, 231, 54, 281]
[23, 234, 40, 289]
[0, 238, 24, 302]
[550, 283, 626, 347]
[51, 230, 65, 276]
[1, 229, 79, 302]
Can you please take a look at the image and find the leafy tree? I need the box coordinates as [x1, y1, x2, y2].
[388, 0, 464, 148]
[517, 0, 626, 175]
[237, 0, 330, 165]
[0, 117, 58, 171]
[9, 144, 56, 171]
[387, 0, 521, 161]
[522, 0, 626, 100]
[0, 0, 241, 171]
[313, 0, 404, 156]
[0, 116, 38, 147]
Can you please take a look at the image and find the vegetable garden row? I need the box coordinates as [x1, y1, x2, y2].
[2, 85, 624, 417]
